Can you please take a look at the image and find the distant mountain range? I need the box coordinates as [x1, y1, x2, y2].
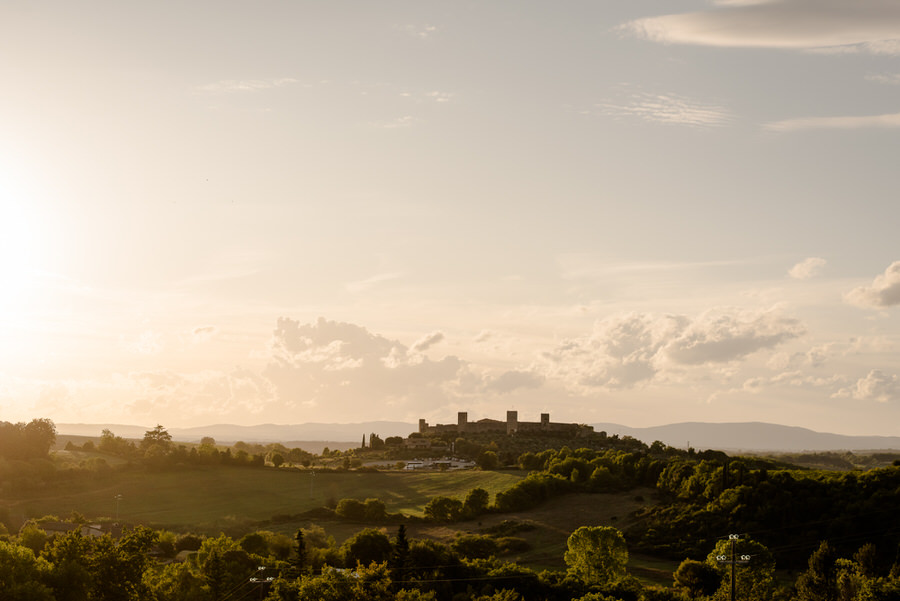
[56, 421, 900, 453]
[594, 422, 900, 453]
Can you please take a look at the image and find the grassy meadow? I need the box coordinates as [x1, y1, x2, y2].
[4, 448, 681, 579]
[3, 460, 524, 531]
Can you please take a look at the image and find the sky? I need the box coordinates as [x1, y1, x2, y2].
[2, 0, 900, 435]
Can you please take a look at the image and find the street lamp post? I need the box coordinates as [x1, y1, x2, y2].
[115, 494, 123, 523]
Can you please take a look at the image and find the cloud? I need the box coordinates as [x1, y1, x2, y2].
[542, 308, 804, 391]
[484, 370, 545, 394]
[128, 368, 274, 419]
[401, 24, 438, 39]
[839, 369, 900, 402]
[866, 72, 900, 84]
[598, 91, 731, 127]
[196, 78, 299, 93]
[623, 0, 900, 53]
[371, 116, 419, 129]
[264, 317, 467, 415]
[789, 257, 826, 279]
[664, 309, 805, 365]
[412, 331, 445, 353]
[192, 326, 217, 343]
[845, 261, 900, 307]
[765, 112, 900, 132]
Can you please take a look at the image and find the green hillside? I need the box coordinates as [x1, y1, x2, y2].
[2, 464, 524, 532]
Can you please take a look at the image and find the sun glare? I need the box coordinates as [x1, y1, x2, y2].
[0, 168, 48, 316]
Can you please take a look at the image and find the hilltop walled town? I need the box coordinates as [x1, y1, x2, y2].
[417, 411, 593, 437]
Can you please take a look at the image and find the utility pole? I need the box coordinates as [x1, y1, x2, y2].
[716, 534, 751, 601]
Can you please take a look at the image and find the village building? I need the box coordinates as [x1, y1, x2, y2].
[417, 411, 593, 437]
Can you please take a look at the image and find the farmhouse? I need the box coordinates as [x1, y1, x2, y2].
[417, 411, 593, 437]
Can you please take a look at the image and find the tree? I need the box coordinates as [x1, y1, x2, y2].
[423, 496, 463, 522]
[477, 450, 499, 470]
[141, 424, 172, 451]
[674, 558, 721, 600]
[202, 548, 227, 601]
[391, 524, 410, 584]
[292, 528, 307, 575]
[336, 498, 367, 521]
[200, 436, 216, 446]
[0, 540, 55, 601]
[269, 452, 285, 468]
[341, 528, 393, 567]
[464, 488, 490, 518]
[23, 418, 56, 458]
[794, 540, 839, 601]
[364, 498, 387, 521]
[564, 526, 628, 586]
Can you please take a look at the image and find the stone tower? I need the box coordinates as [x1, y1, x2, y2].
[506, 410, 518, 434]
[458, 412, 468, 433]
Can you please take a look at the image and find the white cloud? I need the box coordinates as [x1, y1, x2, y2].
[789, 257, 826, 279]
[412, 331, 445, 353]
[542, 307, 803, 391]
[664, 308, 804, 365]
[839, 369, 900, 402]
[598, 91, 731, 127]
[766, 112, 900, 132]
[196, 78, 299, 93]
[768, 342, 835, 370]
[264, 317, 468, 416]
[623, 0, 900, 53]
[845, 261, 900, 308]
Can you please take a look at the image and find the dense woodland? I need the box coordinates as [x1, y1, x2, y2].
[3, 418, 900, 600]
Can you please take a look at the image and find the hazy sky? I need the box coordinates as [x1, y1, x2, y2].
[2, 0, 900, 434]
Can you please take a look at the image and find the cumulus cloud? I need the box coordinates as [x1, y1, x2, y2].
[839, 369, 900, 402]
[543, 308, 804, 391]
[598, 91, 731, 127]
[789, 257, 827, 279]
[623, 0, 900, 53]
[845, 261, 900, 307]
[664, 309, 805, 365]
[412, 331, 445, 353]
[484, 370, 545, 394]
[264, 317, 467, 415]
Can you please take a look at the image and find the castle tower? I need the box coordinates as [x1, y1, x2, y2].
[458, 412, 468, 433]
[506, 410, 518, 434]
[418, 419, 427, 434]
[541, 413, 550, 430]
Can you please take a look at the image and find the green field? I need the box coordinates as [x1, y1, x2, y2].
[2, 463, 524, 532]
[3, 459, 681, 579]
